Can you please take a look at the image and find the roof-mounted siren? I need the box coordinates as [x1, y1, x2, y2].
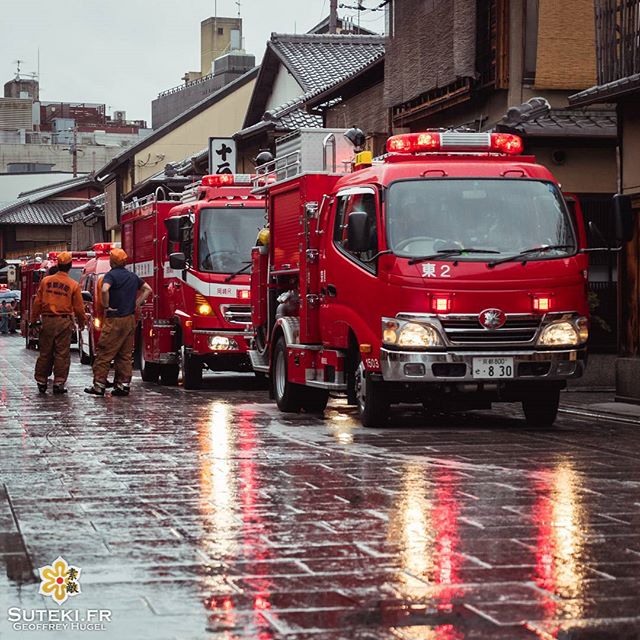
[385, 131, 524, 155]
[344, 126, 372, 169]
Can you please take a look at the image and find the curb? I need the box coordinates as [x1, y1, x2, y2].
[559, 406, 640, 425]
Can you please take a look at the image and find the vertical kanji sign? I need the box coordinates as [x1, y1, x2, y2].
[208, 138, 237, 175]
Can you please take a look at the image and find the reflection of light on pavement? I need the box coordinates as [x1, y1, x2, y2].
[197, 402, 237, 563]
[387, 464, 460, 613]
[199, 406, 274, 637]
[534, 462, 587, 620]
[327, 413, 355, 444]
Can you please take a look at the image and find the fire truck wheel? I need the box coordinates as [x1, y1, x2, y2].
[355, 361, 389, 428]
[272, 337, 303, 412]
[522, 388, 560, 427]
[301, 388, 329, 414]
[140, 344, 160, 383]
[181, 347, 203, 389]
[160, 364, 179, 386]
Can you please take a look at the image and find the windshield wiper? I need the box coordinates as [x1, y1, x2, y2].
[487, 244, 575, 268]
[224, 261, 251, 283]
[408, 248, 500, 265]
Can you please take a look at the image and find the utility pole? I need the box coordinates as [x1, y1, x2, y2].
[71, 126, 78, 177]
[329, 0, 338, 33]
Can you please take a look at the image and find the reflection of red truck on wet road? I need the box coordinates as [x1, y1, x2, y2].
[250, 129, 634, 427]
[121, 175, 265, 388]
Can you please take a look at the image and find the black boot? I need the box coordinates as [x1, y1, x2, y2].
[52, 385, 68, 395]
[84, 384, 105, 396]
[37, 382, 47, 394]
[111, 384, 130, 397]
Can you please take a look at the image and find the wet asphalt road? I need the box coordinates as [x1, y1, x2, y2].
[2, 334, 640, 639]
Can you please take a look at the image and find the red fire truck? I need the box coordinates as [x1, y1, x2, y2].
[77, 242, 118, 364]
[21, 251, 90, 349]
[121, 175, 265, 388]
[250, 129, 634, 427]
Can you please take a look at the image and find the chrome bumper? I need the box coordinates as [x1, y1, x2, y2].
[381, 348, 585, 382]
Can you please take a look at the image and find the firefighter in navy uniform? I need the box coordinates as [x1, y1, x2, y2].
[31, 252, 87, 394]
[85, 248, 152, 397]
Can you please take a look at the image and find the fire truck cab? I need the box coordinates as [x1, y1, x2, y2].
[121, 175, 265, 388]
[250, 128, 632, 427]
[77, 243, 118, 364]
[21, 251, 89, 349]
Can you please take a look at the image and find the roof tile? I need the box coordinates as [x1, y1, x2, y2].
[0, 201, 82, 226]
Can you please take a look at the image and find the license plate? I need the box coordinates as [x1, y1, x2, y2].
[472, 357, 514, 379]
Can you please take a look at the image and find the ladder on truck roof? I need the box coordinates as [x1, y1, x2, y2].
[252, 128, 355, 193]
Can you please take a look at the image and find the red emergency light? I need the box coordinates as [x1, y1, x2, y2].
[386, 131, 524, 156]
[93, 242, 115, 252]
[431, 295, 452, 313]
[202, 174, 235, 187]
[532, 295, 553, 312]
[202, 174, 255, 187]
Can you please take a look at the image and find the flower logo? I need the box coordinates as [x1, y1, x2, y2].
[38, 556, 81, 605]
[479, 308, 507, 330]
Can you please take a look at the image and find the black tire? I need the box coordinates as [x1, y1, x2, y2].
[272, 337, 304, 412]
[160, 364, 179, 386]
[355, 361, 389, 428]
[522, 388, 560, 427]
[300, 387, 329, 414]
[181, 347, 202, 389]
[140, 338, 160, 383]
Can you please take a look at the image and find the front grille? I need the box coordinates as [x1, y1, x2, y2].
[222, 305, 251, 325]
[440, 315, 541, 346]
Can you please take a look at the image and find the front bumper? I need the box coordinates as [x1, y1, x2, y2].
[381, 347, 586, 382]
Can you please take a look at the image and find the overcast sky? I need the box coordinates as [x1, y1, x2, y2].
[1, 0, 385, 125]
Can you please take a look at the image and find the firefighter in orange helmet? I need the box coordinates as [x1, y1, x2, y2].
[85, 248, 152, 397]
[31, 252, 87, 394]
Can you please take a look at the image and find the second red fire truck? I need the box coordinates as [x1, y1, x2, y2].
[121, 175, 265, 388]
[249, 128, 634, 427]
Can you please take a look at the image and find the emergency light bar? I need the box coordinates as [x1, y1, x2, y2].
[201, 174, 254, 187]
[92, 242, 120, 252]
[386, 131, 524, 155]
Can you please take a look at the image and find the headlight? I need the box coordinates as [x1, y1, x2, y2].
[208, 336, 238, 351]
[383, 320, 399, 345]
[93, 317, 101, 328]
[576, 317, 589, 344]
[398, 322, 443, 348]
[538, 322, 579, 347]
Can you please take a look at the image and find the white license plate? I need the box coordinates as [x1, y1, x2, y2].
[472, 357, 514, 379]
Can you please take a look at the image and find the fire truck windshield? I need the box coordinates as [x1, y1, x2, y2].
[198, 207, 265, 274]
[69, 268, 83, 282]
[386, 179, 576, 260]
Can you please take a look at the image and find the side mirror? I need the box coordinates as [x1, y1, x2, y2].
[81, 290, 93, 303]
[169, 252, 187, 270]
[165, 216, 184, 243]
[347, 211, 371, 253]
[614, 194, 635, 243]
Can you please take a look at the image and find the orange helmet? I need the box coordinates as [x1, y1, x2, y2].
[57, 251, 73, 265]
[110, 248, 128, 267]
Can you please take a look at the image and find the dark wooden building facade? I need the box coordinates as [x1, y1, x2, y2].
[570, 0, 640, 402]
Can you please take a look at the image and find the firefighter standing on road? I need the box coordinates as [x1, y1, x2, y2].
[31, 252, 86, 394]
[85, 248, 152, 397]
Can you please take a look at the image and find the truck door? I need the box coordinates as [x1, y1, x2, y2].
[320, 187, 381, 350]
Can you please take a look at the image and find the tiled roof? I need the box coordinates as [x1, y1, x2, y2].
[500, 109, 617, 139]
[244, 33, 384, 128]
[270, 34, 384, 94]
[0, 200, 84, 226]
[569, 73, 640, 107]
[235, 96, 322, 141]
